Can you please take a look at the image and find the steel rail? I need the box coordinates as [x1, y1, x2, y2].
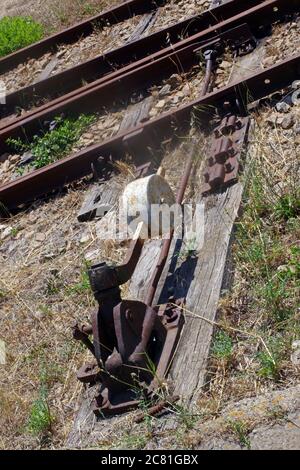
[0, 41, 215, 151]
[1, 0, 269, 116]
[1, 52, 299, 211]
[0, 0, 167, 74]
[0, 0, 297, 150]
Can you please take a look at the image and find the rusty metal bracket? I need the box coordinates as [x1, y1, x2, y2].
[221, 23, 257, 56]
[76, 298, 185, 417]
[201, 114, 250, 194]
[88, 239, 145, 297]
[76, 362, 99, 384]
[193, 23, 257, 60]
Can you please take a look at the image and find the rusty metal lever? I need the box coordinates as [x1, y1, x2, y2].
[88, 237, 145, 298]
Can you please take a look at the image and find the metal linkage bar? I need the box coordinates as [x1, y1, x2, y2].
[144, 57, 215, 307]
[1, 52, 299, 211]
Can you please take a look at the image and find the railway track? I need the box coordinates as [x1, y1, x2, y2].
[0, 0, 299, 212]
[1, 0, 270, 117]
[1, 50, 300, 210]
[0, 0, 168, 74]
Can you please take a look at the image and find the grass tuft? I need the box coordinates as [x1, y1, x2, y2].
[0, 17, 43, 57]
[7, 114, 95, 171]
[212, 331, 233, 360]
[227, 419, 251, 449]
[27, 387, 52, 437]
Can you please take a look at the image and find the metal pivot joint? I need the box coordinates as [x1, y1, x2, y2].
[201, 111, 250, 194]
[73, 211, 186, 416]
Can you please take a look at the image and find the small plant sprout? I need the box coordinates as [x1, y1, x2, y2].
[227, 419, 251, 449]
[7, 114, 95, 171]
[27, 387, 52, 437]
[212, 331, 233, 360]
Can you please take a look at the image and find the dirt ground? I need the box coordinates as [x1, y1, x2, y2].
[0, 0, 36, 17]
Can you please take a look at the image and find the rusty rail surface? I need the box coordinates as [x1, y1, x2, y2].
[1, 52, 299, 211]
[0, 0, 298, 149]
[1, 0, 296, 125]
[0, 0, 167, 74]
[0, 34, 239, 148]
[1, 0, 271, 117]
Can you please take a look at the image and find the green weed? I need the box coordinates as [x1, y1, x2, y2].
[10, 227, 19, 237]
[257, 336, 285, 380]
[227, 419, 251, 449]
[173, 403, 198, 431]
[7, 114, 95, 170]
[116, 432, 148, 450]
[68, 270, 90, 294]
[274, 192, 300, 221]
[27, 387, 52, 436]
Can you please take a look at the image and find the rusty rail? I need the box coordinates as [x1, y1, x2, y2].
[1, 51, 299, 211]
[1, 0, 298, 156]
[1, 0, 271, 117]
[0, 0, 167, 74]
[1, 0, 296, 129]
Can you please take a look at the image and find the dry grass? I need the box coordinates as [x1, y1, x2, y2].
[201, 105, 300, 414]
[0, 178, 132, 449]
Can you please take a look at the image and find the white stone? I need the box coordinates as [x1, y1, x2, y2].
[291, 341, 300, 366]
[275, 102, 290, 113]
[1, 226, 13, 240]
[156, 100, 165, 109]
[80, 232, 90, 244]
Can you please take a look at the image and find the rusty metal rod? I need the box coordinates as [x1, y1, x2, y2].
[144, 141, 195, 307]
[73, 323, 95, 356]
[202, 49, 215, 95]
[144, 53, 214, 307]
[134, 395, 180, 423]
